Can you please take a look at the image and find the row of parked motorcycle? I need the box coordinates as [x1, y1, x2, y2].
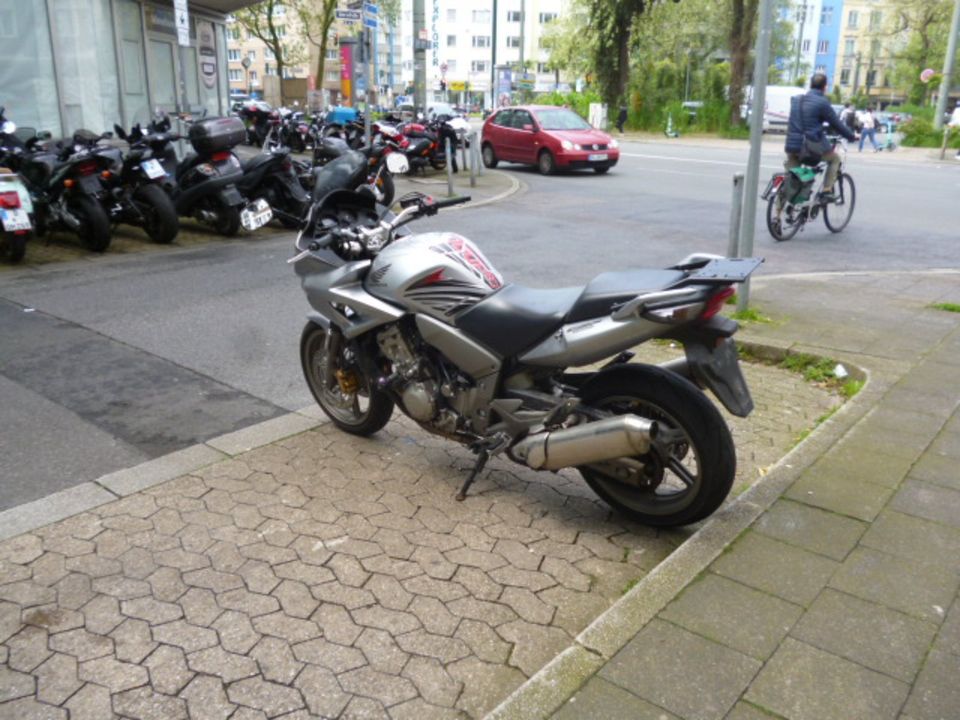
[0, 102, 469, 265]
[237, 100, 471, 175]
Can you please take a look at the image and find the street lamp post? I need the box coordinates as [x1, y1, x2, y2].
[793, 3, 807, 84]
[934, 0, 960, 130]
[241, 55, 252, 95]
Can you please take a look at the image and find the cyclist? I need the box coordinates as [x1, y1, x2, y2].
[784, 73, 857, 202]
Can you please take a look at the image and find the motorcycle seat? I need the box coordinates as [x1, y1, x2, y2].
[455, 284, 581, 358]
[566, 270, 687, 323]
[241, 154, 275, 173]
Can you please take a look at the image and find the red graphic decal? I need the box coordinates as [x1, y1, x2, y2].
[448, 237, 502, 289]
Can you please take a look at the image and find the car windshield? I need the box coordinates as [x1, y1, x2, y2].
[534, 108, 592, 131]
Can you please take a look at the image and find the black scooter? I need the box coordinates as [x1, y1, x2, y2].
[236, 126, 310, 229]
[145, 114, 261, 237]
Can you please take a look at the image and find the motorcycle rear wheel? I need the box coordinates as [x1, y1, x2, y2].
[214, 203, 241, 237]
[70, 195, 111, 252]
[577, 365, 736, 527]
[134, 184, 179, 244]
[1, 233, 28, 263]
[300, 322, 394, 436]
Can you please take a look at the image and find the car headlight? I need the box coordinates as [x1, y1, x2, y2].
[609, 138, 619, 149]
[561, 140, 574, 150]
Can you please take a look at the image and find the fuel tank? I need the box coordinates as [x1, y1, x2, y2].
[366, 232, 504, 323]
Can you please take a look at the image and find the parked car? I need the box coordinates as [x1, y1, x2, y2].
[481, 105, 620, 175]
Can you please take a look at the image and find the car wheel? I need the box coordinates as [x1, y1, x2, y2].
[593, 166, 610, 175]
[538, 150, 556, 176]
[482, 143, 498, 168]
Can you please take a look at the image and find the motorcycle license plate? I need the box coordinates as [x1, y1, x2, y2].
[141, 159, 166, 179]
[240, 199, 273, 231]
[1, 208, 31, 232]
[588, 153, 608, 162]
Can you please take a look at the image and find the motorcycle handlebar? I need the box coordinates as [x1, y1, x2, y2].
[432, 195, 471, 210]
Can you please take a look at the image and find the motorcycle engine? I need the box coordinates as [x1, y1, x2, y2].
[377, 325, 440, 422]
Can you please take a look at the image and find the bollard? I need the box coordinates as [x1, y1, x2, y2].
[461, 137, 468, 172]
[444, 137, 455, 197]
[469, 133, 477, 188]
[475, 133, 484, 176]
[727, 172, 745, 259]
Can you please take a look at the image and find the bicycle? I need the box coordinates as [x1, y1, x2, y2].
[762, 137, 856, 242]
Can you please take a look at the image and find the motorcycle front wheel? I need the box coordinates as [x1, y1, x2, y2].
[300, 322, 394, 436]
[577, 365, 736, 527]
[70, 194, 111, 252]
[374, 170, 395, 208]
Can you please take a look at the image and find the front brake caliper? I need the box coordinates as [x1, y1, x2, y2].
[335, 369, 360, 394]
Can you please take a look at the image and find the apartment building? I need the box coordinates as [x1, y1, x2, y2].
[833, 0, 903, 104]
[398, 0, 571, 108]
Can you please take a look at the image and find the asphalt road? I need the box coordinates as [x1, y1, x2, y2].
[2, 137, 958, 510]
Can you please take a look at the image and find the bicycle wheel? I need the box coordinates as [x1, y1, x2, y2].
[766, 193, 803, 242]
[824, 173, 856, 233]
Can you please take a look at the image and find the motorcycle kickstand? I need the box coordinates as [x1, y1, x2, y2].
[456, 448, 489, 502]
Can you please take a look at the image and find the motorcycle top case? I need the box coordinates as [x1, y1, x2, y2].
[188, 117, 246, 155]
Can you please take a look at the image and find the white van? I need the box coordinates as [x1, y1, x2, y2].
[742, 85, 806, 133]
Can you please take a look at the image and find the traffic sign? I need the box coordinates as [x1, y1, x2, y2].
[336, 9, 361, 21]
[363, 16, 377, 29]
[363, 3, 378, 16]
[174, 0, 190, 46]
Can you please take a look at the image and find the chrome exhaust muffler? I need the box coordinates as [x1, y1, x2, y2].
[512, 415, 658, 471]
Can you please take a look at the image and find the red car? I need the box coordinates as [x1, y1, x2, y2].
[481, 105, 620, 175]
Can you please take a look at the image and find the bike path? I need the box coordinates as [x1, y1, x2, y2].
[490, 269, 960, 720]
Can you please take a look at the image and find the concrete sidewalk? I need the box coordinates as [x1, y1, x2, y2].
[490, 269, 960, 720]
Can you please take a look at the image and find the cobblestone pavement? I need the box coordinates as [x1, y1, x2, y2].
[0, 355, 838, 719]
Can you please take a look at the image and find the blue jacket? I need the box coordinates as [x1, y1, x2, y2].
[785, 89, 855, 154]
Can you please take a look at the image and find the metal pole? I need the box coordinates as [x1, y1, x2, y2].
[469, 131, 478, 187]
[792, 3, 806, 84]
[444, 137, 455, 196]
[413, 0, 426, 113]
[491, 0, 498, 109]
[934, 0, 960, 131]
[727, 172, 745, 258]
[736, 0, 775, 313]
[365, 28, 372, 146]
[519, 0, 525, 68]
[475, 133, 484, 176]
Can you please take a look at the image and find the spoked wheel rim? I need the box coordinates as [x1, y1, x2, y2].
[581, 395, 703, 518]
[302, 328, 375, 426]
[823, 173, 856, 233]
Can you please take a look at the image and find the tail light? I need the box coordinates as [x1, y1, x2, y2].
[211, 151, 231, 162]
[281, 158, 292, 171]
[702, 286, 736, 320]
[0, 191, 21, 209]
[772, 175, 784, 189]
[76, 160, 98, 176]
[101, 170, 112, 180]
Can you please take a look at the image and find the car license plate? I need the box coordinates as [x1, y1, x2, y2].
[240, 199, 273, 231]
[588, 153, 608, 162]
[1, 208, 31, 232]
[141, 159, 166, 179]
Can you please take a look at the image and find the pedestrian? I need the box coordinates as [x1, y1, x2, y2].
[839, 102, 856, 132]
[858, 107, 880, 152]
[949, 101, 960, 161]
[616, 103, 627, 134]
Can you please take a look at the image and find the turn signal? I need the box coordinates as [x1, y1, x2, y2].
[101, 170, 112, 180]
[64, 178, 75, 189]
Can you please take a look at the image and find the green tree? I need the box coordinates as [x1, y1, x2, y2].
[886, 0, 953, 105]
[727, 0, 759, 126]
[234, 0, 306, 103]
[295, 0, 338, 105]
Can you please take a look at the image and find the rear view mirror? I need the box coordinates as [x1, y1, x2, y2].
[1, 120, 15, 135]
[37, 131, 52, 140]
[102, 131, 114, 140]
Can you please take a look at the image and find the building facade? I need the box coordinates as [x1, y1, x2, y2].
[814, 0, 844, 87]
[398, 0, 570, 108]
[1, 0, 253, 139]
[833, 0, 903, 105]
[225, 7, 311, 103]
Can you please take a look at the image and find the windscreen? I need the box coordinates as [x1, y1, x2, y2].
[535, 108, 592, 131]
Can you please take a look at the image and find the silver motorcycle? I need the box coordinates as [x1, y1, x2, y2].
[290, 190, 762, 527]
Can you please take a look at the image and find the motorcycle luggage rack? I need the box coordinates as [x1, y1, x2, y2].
[677, 257, 764, 285]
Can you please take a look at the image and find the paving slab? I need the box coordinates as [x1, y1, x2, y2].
[901, 650, 960, 720]
[744, 637, 909, 720]
[752, 499, 866, 561]
[553, 676, 680, 720]
[789, 588, 937, 682]
[599, 619, 761, 720]
[859, 509, 960, 573]
[890, 479, 960, 529]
